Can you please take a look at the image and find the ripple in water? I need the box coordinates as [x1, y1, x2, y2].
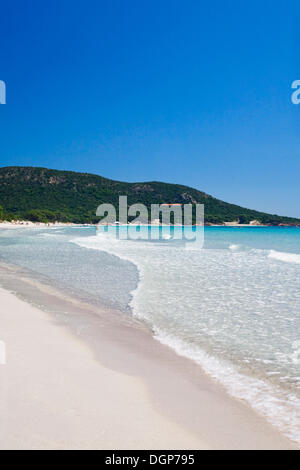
[73, 227, 300, 444]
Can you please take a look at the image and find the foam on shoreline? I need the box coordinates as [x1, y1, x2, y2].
[0, 259, 297, 450]
[72, 232, 300, 446]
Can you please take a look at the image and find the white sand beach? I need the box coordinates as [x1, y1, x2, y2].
[0, 262, 297, 450]
[2, 0, 299, 452]
[0, 287, 206, 450]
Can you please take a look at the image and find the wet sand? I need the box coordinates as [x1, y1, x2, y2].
[0, 261, 297, 450]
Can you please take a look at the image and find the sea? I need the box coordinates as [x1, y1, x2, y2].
[0, 225, 299, 443]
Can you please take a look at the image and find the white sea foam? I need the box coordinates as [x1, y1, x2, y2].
[229, 244, 240, 251]
[72, 230, 300, 445]
[268, 250, 300, 264]
[154, 329, 300, 444]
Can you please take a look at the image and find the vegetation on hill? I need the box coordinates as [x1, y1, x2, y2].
[0, 204, 4, 221]
[0, 166, 299, 225]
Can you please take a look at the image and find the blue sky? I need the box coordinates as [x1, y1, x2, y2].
[0, 0, 300, 216]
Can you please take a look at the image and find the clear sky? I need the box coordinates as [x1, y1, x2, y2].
[1, 0, 300, 216]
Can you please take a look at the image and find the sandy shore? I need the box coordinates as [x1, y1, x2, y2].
[0, 221, 277, 229]
[0, 262, 297, 450]
[0, 221, 81, 229]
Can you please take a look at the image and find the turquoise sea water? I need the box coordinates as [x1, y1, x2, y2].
[0, 226, 299, 443]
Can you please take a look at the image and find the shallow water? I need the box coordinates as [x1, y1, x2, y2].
[0, 226, 300, 443]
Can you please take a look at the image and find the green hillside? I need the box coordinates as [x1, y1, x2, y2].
[0, 166, 299, 225]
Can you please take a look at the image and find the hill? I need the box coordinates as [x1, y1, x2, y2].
[0, 166, 299, 225]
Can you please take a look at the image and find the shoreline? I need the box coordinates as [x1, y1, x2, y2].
[0, 221, 298, 229]
[0, 260, 297, 450]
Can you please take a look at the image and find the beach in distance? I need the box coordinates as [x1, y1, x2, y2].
[0, 220, 283, 229]
[0, 225, 299, 450]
